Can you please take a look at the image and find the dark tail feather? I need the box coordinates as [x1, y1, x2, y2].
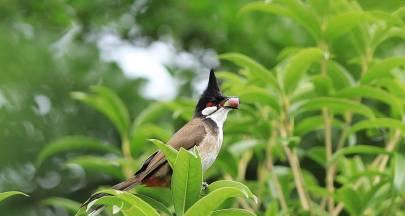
[81, 176, 142, 211]
[111, 175, 142, 191]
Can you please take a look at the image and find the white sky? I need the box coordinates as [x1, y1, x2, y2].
[97, 32, 219, 101]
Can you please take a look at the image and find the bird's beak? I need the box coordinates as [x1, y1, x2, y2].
[223, 97, 240, 109]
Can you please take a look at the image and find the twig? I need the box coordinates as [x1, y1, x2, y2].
[267, 125, 290, 215]
[280, 97, 311, 211]
[323, 108, 334, 213]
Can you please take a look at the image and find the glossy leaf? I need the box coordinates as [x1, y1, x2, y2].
[184, 187, 249, 216]
[40, 197, 81, 213]
[325, 11, 366, 41]
[393, 153, 405, 195]
[136, 186, 172, 207]
[172, 148, 202, 216]
[239, 87, 280, 113]
[328, 61, 354, 90]
[349, 118, 405, 135]
[371, 27, 405, 51]
[208, 180, 257, 202]
[330, 145, 389, 165]
[96, 189, 159, 216]
[296, 97, 375, 119]
[361, 57, 405, 84]
[136, 194, 172, 215]
[336, 187, 365, 215]
[219, 53, 278, 88]
[71, 85, 130, 137]
[212, 209, 256, 216]
[37, 136, 120, 166]
[283, 48, 323, 93]
[148, 139, 178, 167]
[335, 85, 403, 117]
[0, 191, 29, 202]
[295, 116, 344, 136]
[311, 75, 333, 96]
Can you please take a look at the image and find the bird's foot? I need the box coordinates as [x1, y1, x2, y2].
[202, 182, 209, 193]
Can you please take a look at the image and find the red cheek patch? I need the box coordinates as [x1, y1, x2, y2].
[206, 102, 215, 107]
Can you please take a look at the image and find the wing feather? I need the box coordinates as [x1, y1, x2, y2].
[136, 118, 207, 179]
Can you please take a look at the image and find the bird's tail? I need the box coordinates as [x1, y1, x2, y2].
[81, 176, 142, 214]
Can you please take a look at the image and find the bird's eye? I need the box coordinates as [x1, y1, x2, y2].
[206, 102, 215, 107]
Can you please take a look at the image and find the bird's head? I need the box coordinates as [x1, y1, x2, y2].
[195, 69, 239, 118]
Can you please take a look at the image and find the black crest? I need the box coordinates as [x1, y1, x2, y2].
[195, 69, 224, 116]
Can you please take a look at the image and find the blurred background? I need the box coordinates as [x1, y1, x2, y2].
[1, 0, 405, 215]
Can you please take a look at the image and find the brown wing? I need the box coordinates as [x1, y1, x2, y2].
[135, 118, 207, 179]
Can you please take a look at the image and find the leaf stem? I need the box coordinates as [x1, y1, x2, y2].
[267, 123, 290, 215]
[323, 108, 334, 213]
[319, 40, 335, 214]
[122, 135, 133, 178]
[280, 96, 311, 211]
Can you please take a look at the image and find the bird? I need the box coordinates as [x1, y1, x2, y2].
[82, 69, 239, 211]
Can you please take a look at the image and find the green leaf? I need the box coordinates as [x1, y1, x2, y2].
[311, 75, 333, 96]
[71, 85, 130, 137]
[0, 191, 29, 202]
[212, 209, 256, 216]
[131, 103, 170, 129]
[131, 124, 172, 155]
[241, 1, 321, 40]
[361, 57, 405, 84]
[325, 11, 367, 41]
[88, 195, 127, 212]
[296, 97, 375, 119]
[136, 186, 172, 207]
[371, 27, 405, 51]
[184, 187, 249, 216]
[295, 116, 344, 136]
[239, 87, 280, 113]
[283, 48, 323, 93]
[148, 139, 178, 168]
[207, 180, 257, 202]
[37, 136, 119, 166]
[349, 118, 405, 135]
[335, 85, 403, 117]
[172, 148, 203, 216]
[66, 156, 125, 180]
[393, 153, 405, 195]
[136, 194, 172, 215]
[306, 146, 326, 167]
[219, 53, 278, 88]
[336, 187, 365, 216]
[330, 145, 389, 165]
[328, 61, 355, 90]
[96, 189, 159, 216]
[308, 0, 329, 17]
[40, 197, 81, 213]
[264, 202, 279, 216]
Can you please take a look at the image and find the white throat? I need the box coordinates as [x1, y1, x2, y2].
[206, 108, 230, 128]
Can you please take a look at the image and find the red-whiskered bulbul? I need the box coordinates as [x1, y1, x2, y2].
[83, 69, 239, 208]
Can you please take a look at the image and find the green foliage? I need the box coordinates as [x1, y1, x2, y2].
[2, 0, 405, 215]
[40, 197, 82, 213]
[80, 141, 256, 216]
[0, 191, 29, 202]
[71, 86, 130, 138]
[37, 136, 120, 166]
[171, 148, 203, 216]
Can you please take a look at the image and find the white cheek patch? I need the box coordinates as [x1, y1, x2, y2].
[202, 106, 218, 116]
